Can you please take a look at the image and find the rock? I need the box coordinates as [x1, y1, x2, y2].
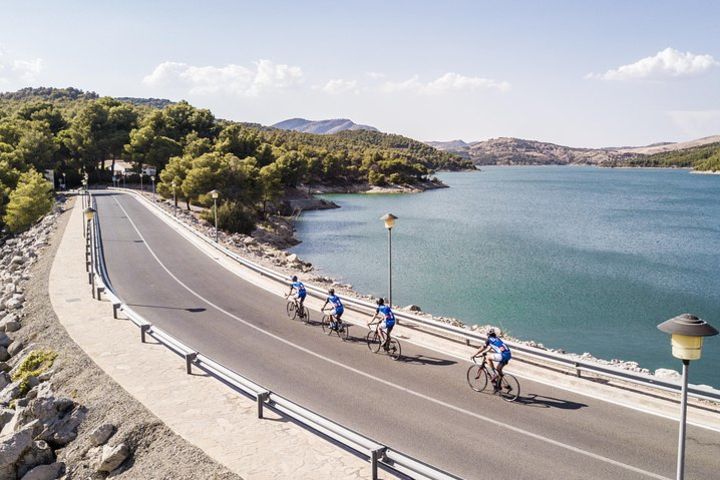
[0, 364, 8, 374]
[0, 409, 14, 431]
[97, 443, 130, 473]
[3, 298, 22, 310]
[89, 423, 115, 447]
[17, 440, 54, 478]
[10, 257, 23, 266]
[403, 304, 422, 312]
[0, 382, 22, 406]
[0, 373, 9, 390]
[0, 334, 11, 349]
[8, 342, 23, 357]
[0, 348, 8, 362]
[0, 421, 37, 479]
[2, 321, 20, 334]
[20, 462, 64, 480]
[654, 368, 680, 379]
[243, 237, 256, 245]
[286, 253, 300, 264]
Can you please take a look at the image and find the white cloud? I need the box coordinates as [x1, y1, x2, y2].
[143, 59, 303, 96]
[0, 46, 43, 84]
[381, 72, 510, 94]
[365, 71, 385, 79]
[587, 48, 719, 81]
[316, 78, 359, 95]
[12, 59, 43, 82]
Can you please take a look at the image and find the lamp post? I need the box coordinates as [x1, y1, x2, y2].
[209, 189, 220, 242]
[380, 213, 398, 306]
[62, 173, 66, 190]
[150, 175, 156, 197]
[172, 180, 178, 217]
[657, 313, 718, 480]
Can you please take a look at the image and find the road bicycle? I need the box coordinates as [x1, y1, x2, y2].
[286, 295, 310, 323]
[466, 355, 520, 402]
[320, 309, 349, 340]
[366, 324, 401, 360]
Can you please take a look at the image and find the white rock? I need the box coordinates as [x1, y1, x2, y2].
[97, 443, 130, 472]
[89, 423, 115, 447]
[654, 368, 680, 379]
[20, 462, 63, 480]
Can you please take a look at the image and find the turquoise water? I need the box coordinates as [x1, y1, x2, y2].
[291, 167, 720, 387]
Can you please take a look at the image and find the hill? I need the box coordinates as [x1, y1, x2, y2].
[272, 118, 378, 135]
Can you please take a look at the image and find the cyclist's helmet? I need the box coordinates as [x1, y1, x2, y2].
[291, 275, 298, 282]
[328, 288, 335, 295]
[376, 298, 385, 306]
[488, 329, 496, 337]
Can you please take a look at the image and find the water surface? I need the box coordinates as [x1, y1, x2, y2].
[291, 167, 720, 386]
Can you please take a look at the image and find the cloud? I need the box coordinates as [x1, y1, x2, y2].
[380, 72, 510, 94]
[0, 46, 43, 84]
[316, 78, 359, 95]
[143, 59, 303, 96]
[587, 48, 719, 81]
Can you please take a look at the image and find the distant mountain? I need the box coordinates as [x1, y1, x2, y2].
[272, 118, 378, 135]
[426, 135, 720, 166]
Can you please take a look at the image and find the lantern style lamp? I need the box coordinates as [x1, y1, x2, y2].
[379, 213, 398, 306]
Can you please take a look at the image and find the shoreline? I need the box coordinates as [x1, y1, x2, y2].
[131, 186, 705, 388]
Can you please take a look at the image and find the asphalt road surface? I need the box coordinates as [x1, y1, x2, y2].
[93, 191, 719, 480]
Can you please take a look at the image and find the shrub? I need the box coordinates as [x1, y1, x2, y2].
[12, 349, 57, 395]
[201, 201, 255, 234]
[3, 169, 53, 233]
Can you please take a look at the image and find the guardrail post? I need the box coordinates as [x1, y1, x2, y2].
[96, 286, 105, 299]
[370, 448, 386, 480]
[574, 362, 582, 378]
[140, 324, 151, 343]
[112, 303, 121, 319]
[257, 391, 269, 418]
[185, 352, 197, 374]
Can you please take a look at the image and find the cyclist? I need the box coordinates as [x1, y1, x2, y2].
[471, 329, 511, 392]
[287, 275, 307, 311]
[322, 288, 345, 331]
[369, 298, 395, 350]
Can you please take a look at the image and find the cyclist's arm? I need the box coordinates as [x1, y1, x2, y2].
[321, 299, 329, 310]
[368, 312, 380, 326]
[287, 285, 295, 296]
[472, 346, 490, 358]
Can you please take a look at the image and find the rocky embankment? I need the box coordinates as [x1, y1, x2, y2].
[138, 191, 694, 388]
[0, 197, 240, 480]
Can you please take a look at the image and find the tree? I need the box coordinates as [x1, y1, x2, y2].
[258, 163, 282, 216]
[181, 152, 231, 206]
[158, 155, 192, 208]
[15, 102, 67, 134]
[215, 124, 260, 158]
[3, 169, 53, 232]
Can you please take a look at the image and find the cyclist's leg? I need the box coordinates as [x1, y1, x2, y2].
[335, 311, 344, 330]
[385, 325, 394, 349]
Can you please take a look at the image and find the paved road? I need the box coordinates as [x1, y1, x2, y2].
[94, 191, 719, 480]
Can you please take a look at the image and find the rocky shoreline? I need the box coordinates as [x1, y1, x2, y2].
[132, 189, 697, 389]
[0, 197, 240, 480]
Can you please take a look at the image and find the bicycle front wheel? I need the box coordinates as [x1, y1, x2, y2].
[499, 374, 520, 402]
[466, 365, 489, 392]
[321, 315, 331, 334]
[366, 330, 381, 353]
[287, 301, 297, 319]
[301, 307, 310, 324]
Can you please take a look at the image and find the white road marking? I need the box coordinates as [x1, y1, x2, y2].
[108, 194, 673, 480]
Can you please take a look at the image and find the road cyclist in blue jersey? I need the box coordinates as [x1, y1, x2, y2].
[471, 329, 512, 393]
[321, 288, 345, 332]
[369, 298, 396, 350]
[286, 275, 307, 315]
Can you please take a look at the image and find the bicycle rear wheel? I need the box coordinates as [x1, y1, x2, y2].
[499, 374, 520, 402]
[386, 339, 402, 360]
[301, 307, 310, 324]
[366, 330, 381, 353]
[466, 365, 489, 392]
[286, 301, 297, 320]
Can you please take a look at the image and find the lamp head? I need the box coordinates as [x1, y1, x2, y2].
[209, 189, 220, 200]
[83, 207, 96, 221]
[380, 213, 398, 230]
[657, 313, 718, 361]
[151, 175, 155, 181]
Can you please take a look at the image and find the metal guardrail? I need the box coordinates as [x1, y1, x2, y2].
[110, 187, 720, 405]
[85, 190, 462, 480]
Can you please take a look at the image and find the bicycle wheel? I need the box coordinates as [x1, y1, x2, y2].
[338, 322, 349, 341]
[320, 315, 332, 334]
[366, 330, 381, 353]
[286, 301, 297, 320]
[466, 365, 489, 392]
[386, 339, 402, 360]
[499, 374, 520, 402]
[302, 307, 310, 324]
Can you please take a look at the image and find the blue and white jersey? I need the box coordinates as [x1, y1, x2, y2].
[292, 281, 306, 297]
[485, 336, 511, 359]
[376, 305, 395, 327]
[327, 294, 344, 313]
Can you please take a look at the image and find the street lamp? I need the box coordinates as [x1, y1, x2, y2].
[83, 206, 96, 238]
[380, 213, 398, 306]
[62, 173, 66, 190]
[657, 313, 718, 480]
[209, 189, 220, 242]
[172, 180, 178, 217]
[150, 175, 156, 197]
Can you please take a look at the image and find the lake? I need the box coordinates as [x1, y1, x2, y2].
[291, 166, 720, 387]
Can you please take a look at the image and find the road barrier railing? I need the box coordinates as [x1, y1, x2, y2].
[108, 187, 720, 405]
[87, 191, 462, 480]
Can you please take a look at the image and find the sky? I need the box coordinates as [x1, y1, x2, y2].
[1, 0, 719, 147]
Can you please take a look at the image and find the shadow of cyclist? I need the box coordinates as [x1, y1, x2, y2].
[515, 393, 588, 410]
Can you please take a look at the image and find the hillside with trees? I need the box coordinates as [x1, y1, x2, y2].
[0, 87, 471, 235]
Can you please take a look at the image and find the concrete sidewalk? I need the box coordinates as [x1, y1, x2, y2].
[49, 197, 382, 479]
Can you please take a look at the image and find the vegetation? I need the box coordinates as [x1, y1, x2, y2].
[12, 349, 58, 395]
[0, 87, 471, 234]
[615, 142, 720, 169]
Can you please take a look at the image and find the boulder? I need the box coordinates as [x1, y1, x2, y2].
[9, 257, 23, 266]
[1, 319, 20, 334]
[0, 335, 11, 349]
[0, 421, 37, 479]
[17, 440, 54, 478]
[0, 409, 14, 431]
[7, 342, 23, 357]
[3, 298, 21, 311]
[20, 462, 64, 480]
[654, 368, 680, 379]
[89, 423, 115, 447]
[286, 253, 300, 264]
[0, 373, 9, 391]
[403, 305, 422, 312]
[97, 443, 130, 473]
[0, 382, 22, 406]
[0, 349, 8, 363]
